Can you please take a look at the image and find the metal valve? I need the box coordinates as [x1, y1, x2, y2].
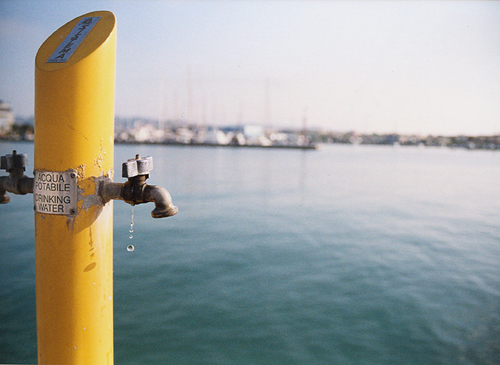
[0, 150, 34, 204]
[1, 150, 28, 173]
[122, 155, 153, 178]
[99, 154, 178, 218]
[121, 155, 152, 206]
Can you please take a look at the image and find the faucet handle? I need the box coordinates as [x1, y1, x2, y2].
[122, 155, 154, 178]
[1, 150, 28, 172]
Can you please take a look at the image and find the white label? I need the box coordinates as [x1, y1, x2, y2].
[34, 171, 77, 215]
[47, 17, 101, 63]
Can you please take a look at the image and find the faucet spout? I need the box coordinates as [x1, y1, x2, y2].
[99, 178, 178, 219]
[0, 176, 10, 204]
[143, 184, 178, 218]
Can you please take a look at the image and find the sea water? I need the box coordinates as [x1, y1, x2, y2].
[1, 141, 500, 364]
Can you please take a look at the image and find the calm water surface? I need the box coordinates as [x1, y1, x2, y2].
[1, 141, 500, 364]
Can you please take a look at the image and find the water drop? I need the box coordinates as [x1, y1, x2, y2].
[129, 206, 134, 239]
[127, 244, 135, 252]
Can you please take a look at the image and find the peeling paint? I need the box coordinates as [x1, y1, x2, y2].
[79, 175, 110, 211]
[94, 141, 107, 171]
[94, 155, 104, 171]
[76, 164, 86, 180]
[77, 186, 85, 202]
[81, 192, 102, 210]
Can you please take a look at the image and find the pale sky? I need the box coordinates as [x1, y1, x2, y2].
[1, 0, 499, 136]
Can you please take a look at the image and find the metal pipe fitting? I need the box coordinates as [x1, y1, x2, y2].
[0, 177, 11, 204]
[99, 177, 178, 219]
[0, 174, 34, 199]
[98, 179, 123, 204]
[0, 151, 34, 203]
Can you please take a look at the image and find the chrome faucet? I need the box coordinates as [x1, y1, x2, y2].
[99, 155, 178, 218]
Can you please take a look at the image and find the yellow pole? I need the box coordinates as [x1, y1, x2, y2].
[34, 11, 116, 365]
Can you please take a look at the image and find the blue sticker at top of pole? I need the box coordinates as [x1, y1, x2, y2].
[47, 17, 101, 63]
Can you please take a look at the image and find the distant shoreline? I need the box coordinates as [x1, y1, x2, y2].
[2, 136, 500, 151]
[115, 140, 318, 150]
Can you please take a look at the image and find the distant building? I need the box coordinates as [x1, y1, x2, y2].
[220, 125, 264, 139]
[0, 100, 15, 132]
